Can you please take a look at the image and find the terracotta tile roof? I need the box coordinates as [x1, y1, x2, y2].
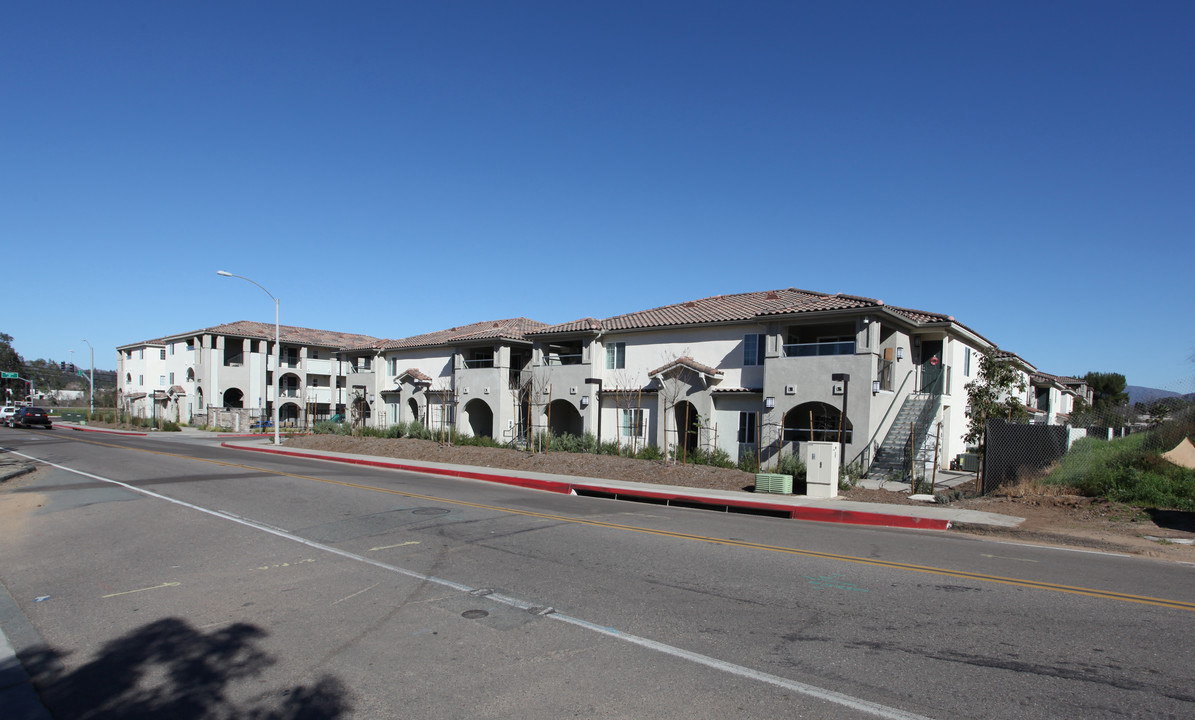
[398, 368, 432, 383]
[602, 288, 825, 330]
[168, 385, 187, 395]
[123, 321, 382, 351]
[649, 356, 724, 378]
[992, 349, 1036, 371]
[527, 317, 604, 335]
[711, 387, 764, 393]
[886, 305, 953, 324]
[530, 288, 977, 339]
[755, 292, 881, 317]
[1031, 373, 1065, 387]
[380, 318, 548, 350]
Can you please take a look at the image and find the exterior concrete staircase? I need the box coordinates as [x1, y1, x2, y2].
[869, 392, 942, 481]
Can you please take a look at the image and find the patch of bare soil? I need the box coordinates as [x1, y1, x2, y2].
[284, 435, 758, 491]
[280, 435, 1195, 560]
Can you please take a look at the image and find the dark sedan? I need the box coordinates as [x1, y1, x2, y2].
[10, 406, 52, 429]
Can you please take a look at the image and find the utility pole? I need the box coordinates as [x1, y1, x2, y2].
[82, 340, 95, 415]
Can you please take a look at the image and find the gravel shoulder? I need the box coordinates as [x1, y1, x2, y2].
[282, 435, 1195, 561]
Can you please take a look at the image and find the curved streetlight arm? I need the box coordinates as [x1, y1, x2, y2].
[217, 271, 281, 445]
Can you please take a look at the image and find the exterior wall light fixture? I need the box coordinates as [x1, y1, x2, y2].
[764, 396, 775, 410]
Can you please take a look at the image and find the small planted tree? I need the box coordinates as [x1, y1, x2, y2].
[964, 349, 1028, 456]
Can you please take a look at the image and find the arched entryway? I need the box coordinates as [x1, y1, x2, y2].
[223, 388, 244, 408]
[463, 399, 494, 438]
[408, 398, 421, 424]
[783, 402, 852, 443]
[673, 401, 700, 456]
[280, 402, 300, 425]
[547, 399, 583, 438]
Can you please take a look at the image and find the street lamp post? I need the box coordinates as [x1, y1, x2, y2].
[81, 339, 95, 415]
[217, 271, 281, 446]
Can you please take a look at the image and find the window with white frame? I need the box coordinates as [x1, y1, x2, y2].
[169, 372, 174, 384]
[169, 344, 174, 356]
[139, 375, 144, 386]
[159, 376, 166, 387]
[737, 411, 757, 444]
[620, 408, 644, 437]
[160, 349, 166, 360]
[964, 348, 972, 377]
[744, 334, 766, 366]
[606, 342, 626, 369]
[388, 358, 397, 375]
[139, 349, 144, 359]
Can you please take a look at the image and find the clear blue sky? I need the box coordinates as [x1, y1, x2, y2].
[3, 2, 1192, 391]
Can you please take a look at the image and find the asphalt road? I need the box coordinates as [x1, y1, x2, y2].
[2, 426, 1193, 719]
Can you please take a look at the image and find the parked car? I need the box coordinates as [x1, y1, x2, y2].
[10, 406, 52, 429]
[0, 406, 17, 426]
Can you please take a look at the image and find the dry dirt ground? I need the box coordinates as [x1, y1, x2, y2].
[282, 435, 1195, 562]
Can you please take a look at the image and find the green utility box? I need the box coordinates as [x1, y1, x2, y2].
[754, 473, 793, 494]
[957, 453, 980, 472]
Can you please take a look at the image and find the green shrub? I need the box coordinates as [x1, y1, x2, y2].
[774, 454, 807, 481]
[454, 433, 503, 448]
[737, 453, 760, 474]
[598, 440, 623, 456]
[314, 421, 351, 435]
[1045, 424, 1195, 511]
[636, 444, 663, 461]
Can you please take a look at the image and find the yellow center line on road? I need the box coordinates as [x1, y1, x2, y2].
[48, 433, 1195, 613]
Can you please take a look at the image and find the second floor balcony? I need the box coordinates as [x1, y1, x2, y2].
[543, 353, 584, 366]
[782, 340, 856, 358]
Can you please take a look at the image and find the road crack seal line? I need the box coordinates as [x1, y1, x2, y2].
[20, 451, 937, 720]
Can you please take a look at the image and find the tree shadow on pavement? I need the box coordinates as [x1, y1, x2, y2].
[20, 617, 351, 719]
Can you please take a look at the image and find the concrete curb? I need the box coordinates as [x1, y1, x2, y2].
[63, 425, 148, 436]
[223, 442, 975, 531]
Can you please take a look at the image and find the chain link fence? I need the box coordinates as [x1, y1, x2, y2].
[978, 382, 1195, 499]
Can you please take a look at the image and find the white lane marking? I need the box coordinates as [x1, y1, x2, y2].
[370, 541, 421, 551]
[13, 450, 937, 720]
[102, 581, 180, 599]
[985, 539, 1131, 558]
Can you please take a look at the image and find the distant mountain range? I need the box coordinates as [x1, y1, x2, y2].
[1128, 385, 1194, 405]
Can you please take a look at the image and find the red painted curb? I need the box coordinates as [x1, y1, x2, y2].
[222, 443, 950, 530]
[216, 432, 311, 439]
[223, 443, 573, 494]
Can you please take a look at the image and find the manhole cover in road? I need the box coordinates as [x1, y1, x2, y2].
[412, 507, 450, 516]
[461, 609, 489, 619]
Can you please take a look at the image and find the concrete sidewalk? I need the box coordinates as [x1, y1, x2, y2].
[222, 440, 1024, 531]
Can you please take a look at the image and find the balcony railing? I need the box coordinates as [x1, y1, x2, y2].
[463, 358, 495, 368]
[279, 388, 301, 398]
[782, 340, 856, 358]
[544, 354, 583, 366]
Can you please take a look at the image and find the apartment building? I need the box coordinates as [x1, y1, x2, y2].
[117, 321, 381, 429]
[526, 288, 993, 471]
[116, 287, 1079, 475]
